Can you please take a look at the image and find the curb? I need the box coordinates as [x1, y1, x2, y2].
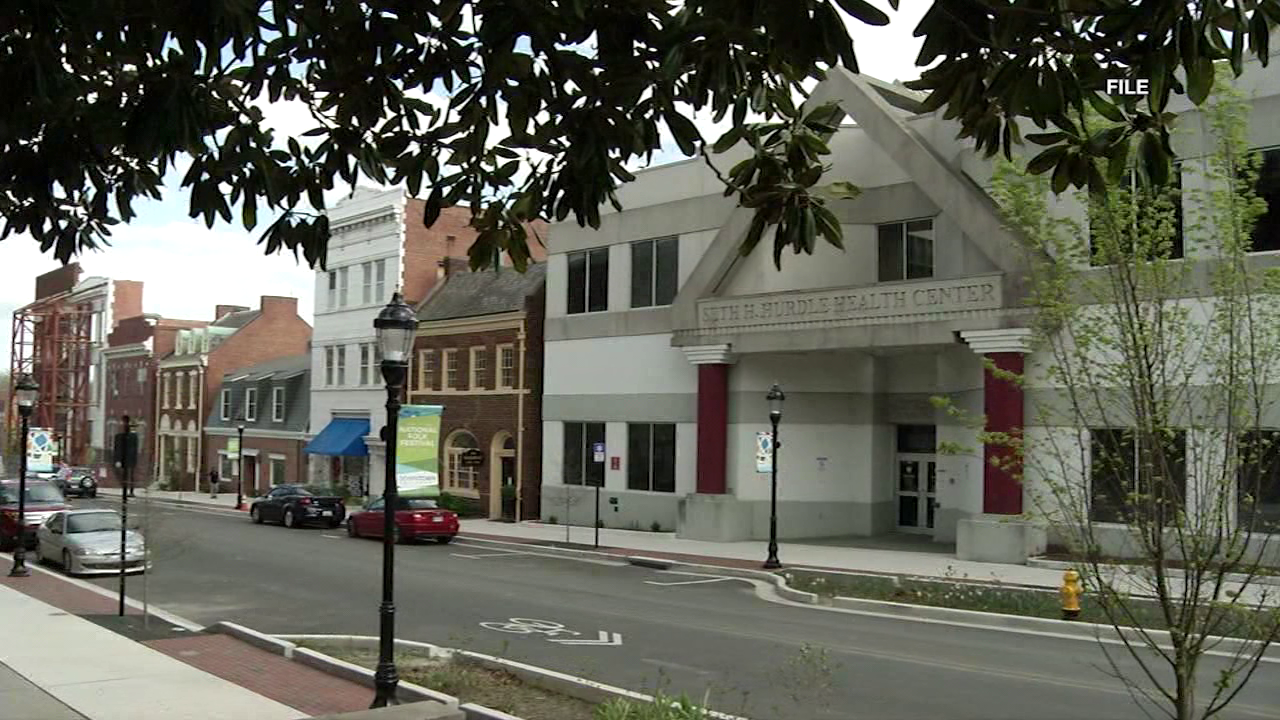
[98, 493, 249, 515]
[291, 647, 459, 706]
[280, 634, 750, 720]
[207, 621, 298, 658]
[625, 556, 820, 605]
[1027, 556, 1280, 588]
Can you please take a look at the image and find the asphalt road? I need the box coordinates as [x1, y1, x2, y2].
[78, 498, 1280, 720]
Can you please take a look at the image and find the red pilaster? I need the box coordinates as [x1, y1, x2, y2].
[983, 352, 1025, 514]
[696, 363, 730, 494]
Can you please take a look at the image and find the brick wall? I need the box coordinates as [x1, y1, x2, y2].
[101, 354, 155, 488]
[204, 433, 309, 496]
[204, 296, 312, 430]
[408, 308, 544, 519]
[111, 280, 144, 327]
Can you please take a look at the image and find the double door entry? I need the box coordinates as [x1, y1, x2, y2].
[896, 425, 937, 533]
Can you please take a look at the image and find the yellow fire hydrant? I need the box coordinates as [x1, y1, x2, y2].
[1060, 569, 1082, 620]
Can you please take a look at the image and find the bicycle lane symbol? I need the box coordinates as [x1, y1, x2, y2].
[479, 618, 625, 646]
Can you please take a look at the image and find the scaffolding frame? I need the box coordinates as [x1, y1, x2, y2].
[8, 295, 94, 466]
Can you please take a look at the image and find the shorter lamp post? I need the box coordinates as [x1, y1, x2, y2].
[370, 291, 418, 708]
[235, 420, 246, 510]
[8, 375, 39, 578]
[763, 383, 785, 570]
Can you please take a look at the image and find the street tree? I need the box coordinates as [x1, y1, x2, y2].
[978, 71, 1280, 720]
[1, 1, 1275, 272]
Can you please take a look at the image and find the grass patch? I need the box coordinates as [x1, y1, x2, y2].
[781, 569, 1279, 640]
[1038, 552, 1280, 578]
[296, 644, 596, 720]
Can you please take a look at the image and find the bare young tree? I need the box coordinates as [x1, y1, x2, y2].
[981, 71, 1280, 720]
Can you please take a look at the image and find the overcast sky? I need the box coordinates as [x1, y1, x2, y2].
[0, 4, 928, 364]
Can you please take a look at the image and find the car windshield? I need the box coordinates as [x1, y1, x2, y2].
[0, 484, 65, 504]
[399, 498, 439, 510]
[289, 487, 316, 496]
[67, 513, 122, 533]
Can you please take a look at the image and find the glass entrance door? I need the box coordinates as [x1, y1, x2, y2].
[895, 425, 937, 533]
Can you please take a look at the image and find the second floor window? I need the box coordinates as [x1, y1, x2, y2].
[1089, 166, 1184, 264]
[359, 343, 373, 385]
[220, 390, 231, 421]
[244, 388, 258, 421]
[631, 236, 679, 308]
[324, 346, 335, 386]
[470, 347, 488, 390]
[272, 387, 285, 422]
[189, 372, 198, 408]
[567, 248, 609, 314]
[1250, 147, 1280, 253]
[498, 345, 516, 389]
[417, 350, 436, 391]
[163, 374, 172, 408]
[878, 219, 934, 282]
[335, 344, 347, 385]
[362, 261, 373, 304]
[328, 271, 338, 310]
[339, 267, 349, 308]
[374, 259, 386, 303]
[175, 373, 185, 409]
[444, 349, 459, 390]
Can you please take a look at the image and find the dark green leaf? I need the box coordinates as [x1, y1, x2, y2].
[833, 0, 890, 26]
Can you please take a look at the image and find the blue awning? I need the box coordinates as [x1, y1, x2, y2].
[304, 418, 371, 457]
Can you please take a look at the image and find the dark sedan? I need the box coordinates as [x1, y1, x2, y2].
[249, 485, 346, 529]
[50, 467, 98, 498]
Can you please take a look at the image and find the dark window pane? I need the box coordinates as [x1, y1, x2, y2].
[878, 224, 903, 282]
[588, 249, 610, 312]
[1090, 429, 1134, 523]
[897, 425, 936, 453]
[898, 461, 919, 492]
[567, 252, 587, 315]
[905, 219, 934, 279]
[585, 422, 606, 487]
[1252, 148, 1280, 252]
[654, 237, 679, 306]
[652, 424, 676, 493]
[631, 241, 654, 308]
[563, 422, 584, 485]
[898, 496, 918, 527]
[628, 423, 652, 490]
[1240, 431, 1280, 534]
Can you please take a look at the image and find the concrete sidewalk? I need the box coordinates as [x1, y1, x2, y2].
[0, 584, 299, 720]
[98, 486, 251, 512]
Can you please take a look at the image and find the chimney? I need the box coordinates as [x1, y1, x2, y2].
[111, 280, 144, 328]
[215, 304, 250, 320]
[437, 257, 469, 279]
[259, 296, 299, 316]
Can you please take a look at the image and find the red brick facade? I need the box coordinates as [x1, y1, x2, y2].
[204, 434, 309, 496]
[408, 290, 545, 520]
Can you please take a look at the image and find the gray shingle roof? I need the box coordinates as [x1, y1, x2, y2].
[222, 354, 310, 383]
[212, 309, 261, 328]
[206, 354, 311, 433]
[417, 263, 546, 322]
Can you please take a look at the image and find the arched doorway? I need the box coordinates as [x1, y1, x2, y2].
[443, 430, 480, 499]
[489, 432, 517, 519]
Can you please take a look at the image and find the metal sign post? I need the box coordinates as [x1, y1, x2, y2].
[113, 416, 139, 617]
[591, 442, 605, 548]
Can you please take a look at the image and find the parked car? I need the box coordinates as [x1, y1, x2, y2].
[346, 496, 458, 544]
[0, 481, 69, 550]
[249, 485, 346, 528]
[35, 509, 147, 576]
[50, 466, 98, 498]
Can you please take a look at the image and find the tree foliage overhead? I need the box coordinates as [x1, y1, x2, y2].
[0, 1, 1274, 271]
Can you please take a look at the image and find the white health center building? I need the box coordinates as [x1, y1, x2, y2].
[538, 57, 1280, 563]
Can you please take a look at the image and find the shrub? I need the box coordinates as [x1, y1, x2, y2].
[650, 521, 662, 533]
[548, 515, 558, 524]
[595, 692, 710, 719]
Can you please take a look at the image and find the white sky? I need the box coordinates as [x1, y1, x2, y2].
[0, 3, 928, 363]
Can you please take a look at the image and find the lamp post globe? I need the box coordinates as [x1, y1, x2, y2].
[764, 383, 785, 570]
[370, 291, 419, 708]
[9, 374, 39, 578]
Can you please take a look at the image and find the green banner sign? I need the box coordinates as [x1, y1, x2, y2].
[397, 405, 443, 497]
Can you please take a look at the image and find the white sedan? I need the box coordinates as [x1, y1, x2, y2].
[35, 509, 148, 576]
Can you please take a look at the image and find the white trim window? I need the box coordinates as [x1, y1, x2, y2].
[163, 373, 172, 409]
[374, 259, 387, 304]
[567, 247, 609, 314]
[338, 267, 350, 308]
[220, 390, 231, 421]
[498, 345, 516, 389]
[877, 218, 934, 282]
[325, 346, 336, 386]
[359, 343, 371, 385]
[272, 387, 285, 422]
[630, 236, 679, 308]
[444, 349, 459, 390]
[327, 270, 339, 310]
[244, 388, 258, 422]
[189, 372, 198, 409]
[175, 372, 185, 409]
[417, 350, 436, 391]
[269, 455, 288, 486]
[445, 431, 479, 491]
[335, 345, 347, 385]
[361, 261, 373, 304]
[470, 346, 488, 390]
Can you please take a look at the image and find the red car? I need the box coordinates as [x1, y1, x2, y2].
[1, 481, 70, 550]
[346, 496, 458, 544]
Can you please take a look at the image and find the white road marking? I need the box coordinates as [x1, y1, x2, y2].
[320, 535, 345, 539]
[549, 630, 623, 647]
[644, 577, 735, 587]
[450, 550, 530, 559]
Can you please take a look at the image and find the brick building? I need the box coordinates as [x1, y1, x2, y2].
[101, 314, 208, 487]
[307, 187, 546, 496]
[157, 298, 311, 490]
[407, 260, 546, 520]
[204, 355, 310, 495]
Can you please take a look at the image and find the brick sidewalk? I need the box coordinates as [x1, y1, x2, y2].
[0, 568, 369, 717]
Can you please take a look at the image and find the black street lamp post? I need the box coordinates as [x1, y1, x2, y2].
[8, 375, 39, 578]
[370, 291, 418, 709]
[763, 383, 785, 570]
[235, 421, 246, 510]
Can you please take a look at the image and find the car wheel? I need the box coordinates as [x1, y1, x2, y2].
[62, 550, 74, 574]
[250, 506, 263, 524]
[346, 519, 359, 538]
[284, 508, 297, 529]
[435, 535, 454, 545]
